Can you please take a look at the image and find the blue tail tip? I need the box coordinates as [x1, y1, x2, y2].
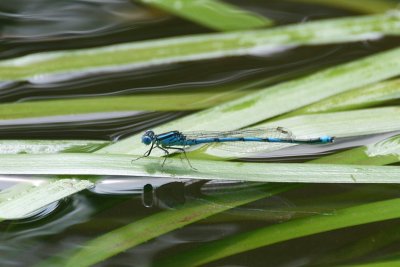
[320, 136, 335, 143]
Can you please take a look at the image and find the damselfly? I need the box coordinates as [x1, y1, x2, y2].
[134, 127, 335, 169]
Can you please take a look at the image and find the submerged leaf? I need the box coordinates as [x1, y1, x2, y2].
[37, 184, 296, 267]
[156, 197, 400, 267]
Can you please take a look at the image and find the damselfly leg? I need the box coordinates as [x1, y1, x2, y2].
[163, 146, 197, 170]
[131, 142, 155, 164]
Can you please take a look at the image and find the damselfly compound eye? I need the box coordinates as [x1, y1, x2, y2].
[141, 136, 152, 145]
[141, 130, 155, 145]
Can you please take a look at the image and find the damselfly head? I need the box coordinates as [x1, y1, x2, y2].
[142, 130, 155, 145]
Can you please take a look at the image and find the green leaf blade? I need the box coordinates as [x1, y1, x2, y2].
[138, 0, 273, 31]
[284, 78, 400, 116]
[0, 154, 400, 183]
[0, 91, 248, 120]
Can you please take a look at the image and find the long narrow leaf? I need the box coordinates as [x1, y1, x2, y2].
[0, 91, 246, 120]
[138, 0, 272, 31]
[0, 153, 400, 183]
[261, 107, 400, 138]
[1, 12, 399, 81]
[281, 78, 400, 117]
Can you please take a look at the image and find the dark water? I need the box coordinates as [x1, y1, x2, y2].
[1, 1, 400, 266]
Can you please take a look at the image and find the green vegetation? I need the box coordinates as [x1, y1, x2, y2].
[138, 0, 273, 31]
[0, 12, 399, 81]
[1, 1, 400, 266]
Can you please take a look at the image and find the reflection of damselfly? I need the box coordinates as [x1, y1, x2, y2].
[135, 127, 334, 169]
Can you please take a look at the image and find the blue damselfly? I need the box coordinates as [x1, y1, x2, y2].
[135, 127, 334, 169]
